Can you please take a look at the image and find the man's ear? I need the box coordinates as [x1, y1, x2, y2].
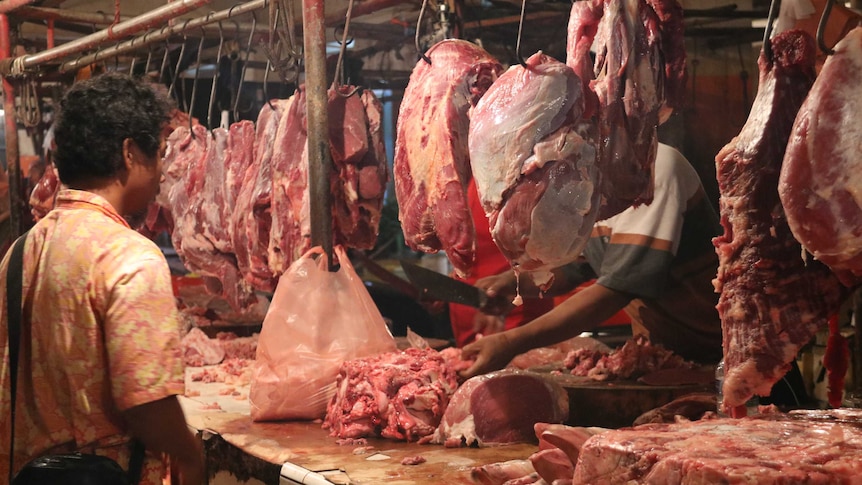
[122, 138, 135, 171]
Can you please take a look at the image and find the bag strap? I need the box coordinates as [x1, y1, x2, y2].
[6, 232, 28, 485]
[5, 232, 144, 485]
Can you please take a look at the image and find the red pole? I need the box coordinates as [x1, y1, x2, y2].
[0, 13, 22, 237]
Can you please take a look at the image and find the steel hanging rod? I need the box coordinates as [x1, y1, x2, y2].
[1, 0, 213, 76]
[59, 0, 268, 73]
[14, 6, 256, 36]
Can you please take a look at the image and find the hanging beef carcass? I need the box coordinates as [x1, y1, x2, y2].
[712, 30, 846, 414]
[567, 0, 686, 219]
[167, 124, 256, 311]
[394, 39, 503, 277]
[780, 27, 862, 286]
[232, 99, 292, 293]
[268, 86, 389, 276]
[469, 52, 600, 286]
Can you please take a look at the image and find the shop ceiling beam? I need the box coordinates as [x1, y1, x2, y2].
[0, 0, 35, 15]
[59, 0, 268, 73]
[3, 0, 213, 75]
[302, 0, 333, 266]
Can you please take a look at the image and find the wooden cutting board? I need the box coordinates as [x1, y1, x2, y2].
[546, 371, 715, 429]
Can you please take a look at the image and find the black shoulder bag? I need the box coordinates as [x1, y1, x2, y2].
[6, 233, 145, 485]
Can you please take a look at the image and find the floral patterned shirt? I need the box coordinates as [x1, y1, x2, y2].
[0, 190, 185, 482]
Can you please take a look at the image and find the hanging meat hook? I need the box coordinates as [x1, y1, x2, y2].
[415, 0, 432, 65]
[159, 34, 172, 84]
[208, 21, 225, 128]
[233, 10, 257, 123]
[187, 27, 206, 134]
[761, 0, 781, 61]
[143, 32, 155, 78]
[332, 0, 360, 97]
[168, 20, 192, 112]
[263, 59, 276, 109]
[17, 77, 41, 128]
[515, 0, 528, 68]
[817, 0, 837, 55]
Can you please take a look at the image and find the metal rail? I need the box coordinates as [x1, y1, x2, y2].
[59, 0, 267, 73]
[2, 0, 213, 75]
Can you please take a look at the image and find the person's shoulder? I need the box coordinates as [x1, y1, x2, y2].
[656, 143, 700, 187]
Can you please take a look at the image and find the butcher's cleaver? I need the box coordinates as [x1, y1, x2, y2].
[400, 260, 488, 308]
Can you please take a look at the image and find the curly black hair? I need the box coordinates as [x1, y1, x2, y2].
[53, 72, 172, 186]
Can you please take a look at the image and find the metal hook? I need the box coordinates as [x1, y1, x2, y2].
[332, 0, 357, 94]
[415, 0, 432, 65]
[263, 59, 276, 109]
[159, 33, 171, 83]
[817, 0, 837, 55]
[188, 29, 206, 133]
[515, 0, 528, 68]
[762, 0, 781, 61]
[233, 11, 257, 122]
[208, 21, 225, 128]
[168, 24, 190, 104]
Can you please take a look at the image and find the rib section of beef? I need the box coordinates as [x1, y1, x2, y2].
[469, 52, 600, 285]
[394, 39, 502, 276]
[323, 348, 460, 442]
[780, 27, 862, 285]
[427, 369, 569, 447]
[567, 0, 686, 219]
[572, 410, 862, 484]
[712, 30, 846, 413]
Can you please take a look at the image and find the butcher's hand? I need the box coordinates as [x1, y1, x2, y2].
[475, 271, 517, 316]
[460, 331, 518, 379]
[472, 311, 505, 336]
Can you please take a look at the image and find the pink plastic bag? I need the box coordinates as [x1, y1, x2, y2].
[249, 245, 396, 421]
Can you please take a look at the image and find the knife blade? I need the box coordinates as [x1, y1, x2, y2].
[400, 260, 488, 308]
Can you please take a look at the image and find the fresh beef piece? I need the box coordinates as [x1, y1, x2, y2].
[780, 27, 862, 285]
[567, 0, 686, 219]
[564, 336, 693, 381]
[427, 369, 569, 448]
[529, 448, 574, 483]
[632, 392, 718, 425]
[168, 124, 255, 311]
[232, 99, 291, 292]
[181, 327, 225, 366]
[469, 52, 600, 286]
[394, 39, 503, 277]
[470, 460, 536, 485]
[713, 30, 847, 413]
[323, 348, 460, 442]
[572, 412, 862, 484]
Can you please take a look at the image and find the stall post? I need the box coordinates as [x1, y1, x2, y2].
[0, 13, 21, 238]
[302, 0, 334, 268]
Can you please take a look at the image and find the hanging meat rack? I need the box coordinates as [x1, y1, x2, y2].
[0, 0, 407, 263]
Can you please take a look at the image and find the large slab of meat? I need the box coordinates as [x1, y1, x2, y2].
[469, 52, 600, 285]
[167, 124, 256, 311]
[394, 39, 503, 276]
[780, 27, 862, 285]
[567, 0, 686, 219]
[267, 86, 389, 275]
[572, 409, 862, 484]
[426, 369, 569, 448]
[323, 347, 460, 442]
[232, 99, 291, 293]
[713, 30, 846, 414]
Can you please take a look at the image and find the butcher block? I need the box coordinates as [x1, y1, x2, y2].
[547, 372, 713, 428]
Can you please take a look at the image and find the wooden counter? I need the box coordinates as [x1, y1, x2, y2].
[181, 369, 537, 484]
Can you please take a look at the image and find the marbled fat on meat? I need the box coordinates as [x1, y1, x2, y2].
[780, 27, 862, 285]
[712, 30, 846, 413]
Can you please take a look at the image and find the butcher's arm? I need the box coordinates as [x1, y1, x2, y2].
[461, 283, 631, 378]
[476, 260, 596, 307]
[122, 396, 204, 485]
